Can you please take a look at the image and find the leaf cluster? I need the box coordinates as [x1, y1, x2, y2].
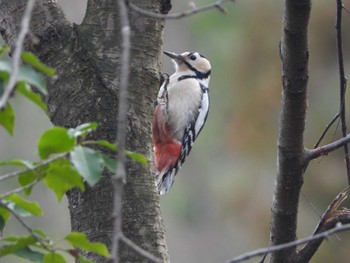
[0, 45, 147, 262]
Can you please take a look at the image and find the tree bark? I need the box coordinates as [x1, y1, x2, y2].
[269, 1, 311, 262]
[0, 0, 170, 262]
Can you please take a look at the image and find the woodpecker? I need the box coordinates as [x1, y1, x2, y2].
[152, 51, 211, 195]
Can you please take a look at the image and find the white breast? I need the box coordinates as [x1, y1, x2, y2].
[167, 74, 202, 140]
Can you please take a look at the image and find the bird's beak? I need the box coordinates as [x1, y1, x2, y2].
[163, 51, 185, 63]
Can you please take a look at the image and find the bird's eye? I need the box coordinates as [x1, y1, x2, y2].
[189, 55, 197, 61]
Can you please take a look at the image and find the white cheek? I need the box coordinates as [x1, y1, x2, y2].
[197, 60, 211, 72]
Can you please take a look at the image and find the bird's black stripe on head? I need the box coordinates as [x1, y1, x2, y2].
[178, 52, 211, 80]
[188, 51, 206, 59]
[183, 60, 210, 79]
[178, 69, 211, 81]
[188, 52, 195, 57]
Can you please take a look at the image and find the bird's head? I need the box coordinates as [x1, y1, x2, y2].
[163, 51, 211, 79]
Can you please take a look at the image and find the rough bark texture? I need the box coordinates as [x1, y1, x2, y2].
[269, 1, 311, 263]
[0, 0, 170, 262]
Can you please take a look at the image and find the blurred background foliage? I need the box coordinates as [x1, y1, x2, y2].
[1, 0, 350, 262]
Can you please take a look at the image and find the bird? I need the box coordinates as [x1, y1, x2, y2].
[152, 51, 211, 195]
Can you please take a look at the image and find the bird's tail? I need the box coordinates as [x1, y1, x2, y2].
[155, 168, 177, 195]
[154, 142, 181, 195]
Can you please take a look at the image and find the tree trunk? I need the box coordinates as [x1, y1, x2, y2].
[269, 1, 311, 262]
[0, 0, 171, 262]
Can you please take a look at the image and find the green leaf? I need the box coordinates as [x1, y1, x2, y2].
[0, 61, 47, 95]
[91, 140, 117, 151]
[67, 123, 98, 138]
[17, 82, 47, 113]
[15, 160, 48, 196]
[48, 157, 71, 169]
[43, 252, 66, 263]
[0, 206, 11, 230]
[45, 165, 85, 201]
[0, 74, 5, 96]
[0, 235, 36, 257]
[21, 52, 56, 76]
[32, 228, 48, 239]
[0, 45, 9, 57]
[14, 247, 44, 262]
[65, 232, 110, 258]
[0, 102, 15, 135]
[0, 159, 35, 169]
[78, 255, 94, 263]
[0, 206, 11, 232]
[5, 194, 43, 217]
[0, 160, 38, 196]
[38, 127, 75, 159]
[0, 216, 5, 232]
[101, 154, 117, 173]
[70, 146, 103, 186]
[0, 208, 10, 222]
[18, 171, 37, 196]
[126, 151, 148, 167]
[18, 66, 47, 95]
[6, 203, 31, 217]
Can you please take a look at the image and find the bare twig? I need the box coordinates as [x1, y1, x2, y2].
[0, 178, 39, 200]
[313, 112, 340, 148]
[294, 190, 350, 262]
[0, 0, 36, 110]
[225, 223, 350, 263]
[228, 192, 350, 263]
[343, 4, 350, 14]
[127, 0, 233, 20]
[111, 0, 130, 261]
[0, 153, 67, 182]
[314, 190, 347, 233]
[306, 133, 350, 160]
[120, 234, 162, 263]
[336, 0, 350, 185]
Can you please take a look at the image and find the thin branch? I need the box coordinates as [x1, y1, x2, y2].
[111, 0, 130, 261]
[336, 0, 350, 185]
[0, 203, 52, 252]
[0, 153, 67, 182]
[313, 190, 347, 234]
[127, 0, 233, 20]
[344, 4, 350, 14]
[0, 178, 39, 200]
[0, 0, 36, 110]
[294, 190, 350, 262]
[225, 223, 350, 263]
[313, 112, 340, 148]
[120, 234, 162, 263]
[306, 133, 350, 160]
